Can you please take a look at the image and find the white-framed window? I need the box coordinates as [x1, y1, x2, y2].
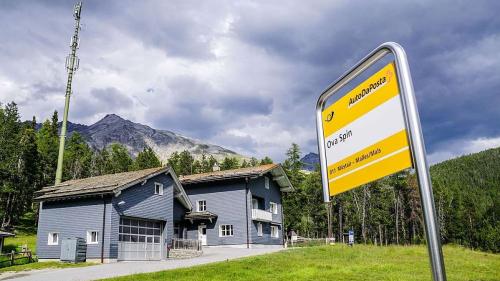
[197, 200, 207, 212]
[271, 226, 279, 238]
[265, 177, 270, 189]
[257, 223, 263, 237]
[154, 182, 163, 195]
[219, 224, 234, 237]
[270, 202, 278, 214]
[48, 232, 59, 245]
[87, 230, 99, 244]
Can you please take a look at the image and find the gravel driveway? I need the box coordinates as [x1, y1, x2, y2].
[0, 247, 283, 281]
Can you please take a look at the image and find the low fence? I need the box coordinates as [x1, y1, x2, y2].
[0, 250, 34, 268]
[171, 238, 202, 252]
[288, 237, 332, 248]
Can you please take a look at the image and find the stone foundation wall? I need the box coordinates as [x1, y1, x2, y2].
[168, 249, 203, 259]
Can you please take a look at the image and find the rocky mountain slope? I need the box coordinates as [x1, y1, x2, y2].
[56, 114, 240, 162]
[300, 152, 320, 171]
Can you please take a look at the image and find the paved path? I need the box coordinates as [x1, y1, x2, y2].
[0, 247, 283, 281]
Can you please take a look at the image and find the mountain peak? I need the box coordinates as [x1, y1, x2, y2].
[100, 113, 126, 123]
[300, 152, 319, 171]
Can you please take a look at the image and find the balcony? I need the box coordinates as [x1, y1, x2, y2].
[252, 209, 272, 222]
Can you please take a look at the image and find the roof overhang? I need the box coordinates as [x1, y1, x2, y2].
[168, 167, 193, 210]
[34, 166, 193, 210]
[266, 165, 294, 192]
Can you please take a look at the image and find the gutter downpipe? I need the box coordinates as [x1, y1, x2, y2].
[101, 196, 106, 263]
[245, 177, 250, 249]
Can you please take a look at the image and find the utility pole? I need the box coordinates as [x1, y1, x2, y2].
[55, 2, 83, 184]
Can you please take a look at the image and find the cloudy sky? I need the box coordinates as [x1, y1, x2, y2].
[1, 0, 499, 163]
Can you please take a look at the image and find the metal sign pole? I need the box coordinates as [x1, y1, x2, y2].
[389, 42, 447, 281]
[315, 42, 446, 281]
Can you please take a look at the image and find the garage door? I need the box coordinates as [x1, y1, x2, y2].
[118, 217, 163, 261]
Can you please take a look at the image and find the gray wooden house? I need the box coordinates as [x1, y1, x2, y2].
[178, 164, 293, 248]
[35, 164, 293, 262]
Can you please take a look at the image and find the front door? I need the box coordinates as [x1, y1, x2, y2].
[198, 225, 207, 246]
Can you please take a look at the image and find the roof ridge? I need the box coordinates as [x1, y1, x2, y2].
[40, 166, 167, 190]
[179, 163, 278, 179]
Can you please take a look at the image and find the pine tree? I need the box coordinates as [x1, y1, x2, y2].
[36, 111, 59, 186]
[220, 157, 239, 170]
[178, 150, 194, 175]
[90, 149, 111, 176]
[249, 157, 259, 167]
[167, 151, 181, 174]
[107, 143, 133, 173]
[240, 159, 250, 168]
[133, 146, 161, 170]
[0, 102, 22, 228]
[63, 132, 92, 180]
[260, 157, 273, 165]
[16, 125, 40, 225]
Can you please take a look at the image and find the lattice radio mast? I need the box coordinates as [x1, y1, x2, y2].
[55, 2, 83, 184]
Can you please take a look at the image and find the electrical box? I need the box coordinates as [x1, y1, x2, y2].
[60, 237, 87, 263]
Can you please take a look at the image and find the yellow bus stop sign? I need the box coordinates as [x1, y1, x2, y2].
[316, 43, 446, 280]
[321, 62, 413, 196]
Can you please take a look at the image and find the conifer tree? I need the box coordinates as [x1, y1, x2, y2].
[63, 132, 92, 180]
[107, 143, 133, 173]
[133, 146, 161, 170]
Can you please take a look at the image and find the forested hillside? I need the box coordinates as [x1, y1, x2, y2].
[281, 146, 499, 253]
[431, 147, 500, 252]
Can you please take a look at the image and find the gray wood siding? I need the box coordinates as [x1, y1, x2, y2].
[247, 177, 283, 245]
[173, 199, 186, 222]
[112, 173, 175, 250]
[184, 181, 248, 246]
[36, 198, 112, 259]
[37, 173, 182, 260]
[183, 175, 284, 246]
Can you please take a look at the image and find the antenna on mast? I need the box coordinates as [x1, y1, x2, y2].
[55, 1, 83, 184]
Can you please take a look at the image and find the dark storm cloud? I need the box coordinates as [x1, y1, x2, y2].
[214, 95, 273, 116]
[72, 87, 133, 120]
[231, 0, 500, 155]
[1, 0, 499, 161]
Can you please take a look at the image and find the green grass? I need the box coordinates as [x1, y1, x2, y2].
[101, 245, 500, 281]
[2, 234, 37, 254]
[0, 233, 97, 273]
[0, 261, 96, 274]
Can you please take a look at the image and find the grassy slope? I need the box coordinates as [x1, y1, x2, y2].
[1, 234, 97, 273]
[102, 245, 499, 281]
[2, 234, 37, 254]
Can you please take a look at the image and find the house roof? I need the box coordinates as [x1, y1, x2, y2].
[34, 166, 193, 209]
[179, 164, 294, 192]
[0, 230, 15, 238]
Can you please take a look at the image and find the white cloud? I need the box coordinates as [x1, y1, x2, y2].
[427, 136, 500, 164]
